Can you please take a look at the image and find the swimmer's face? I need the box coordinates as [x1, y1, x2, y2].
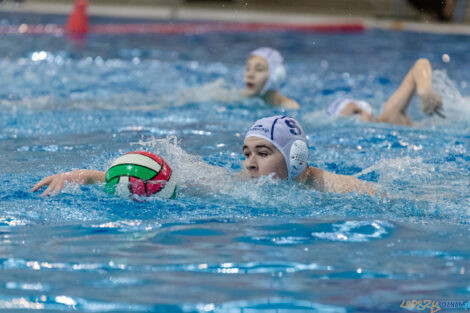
[244, 55, 269, 96]
[242, 137, 288, 179]
[340, 101, 375, 122]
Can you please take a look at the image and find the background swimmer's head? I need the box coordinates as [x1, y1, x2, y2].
[327, 98, 375, 122]
[244, 47, 286, 97]
[244, 116, 309, 180]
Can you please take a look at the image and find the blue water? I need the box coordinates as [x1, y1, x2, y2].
[0, 12, 469, 313]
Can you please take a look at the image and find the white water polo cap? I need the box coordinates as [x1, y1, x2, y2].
[249, 47, 286, 95]
[327, 97, 373, 116]
[245, 116, 309, 180]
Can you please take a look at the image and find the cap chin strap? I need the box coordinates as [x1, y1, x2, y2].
[289, 140, 308, 180]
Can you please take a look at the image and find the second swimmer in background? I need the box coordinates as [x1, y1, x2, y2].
[175, 47, 299, 109]
[327, 58, 444, 126]
[241, 47, 300, 109]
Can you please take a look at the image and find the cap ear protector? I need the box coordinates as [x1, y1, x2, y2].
[260, 62, 287, 96]
[271, 66, 286, 87]
[282, 117, 308, 180]
[289, 139, 309, 179]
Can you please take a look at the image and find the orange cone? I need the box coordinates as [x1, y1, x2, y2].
[66, 0, 88, 34]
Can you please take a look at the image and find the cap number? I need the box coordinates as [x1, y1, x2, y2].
[285, 119, 301, 135]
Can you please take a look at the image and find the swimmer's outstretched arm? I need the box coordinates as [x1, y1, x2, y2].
[299, 166, 376, 196]
[31, 170, 105, 197]
[377, 58, 443, 126]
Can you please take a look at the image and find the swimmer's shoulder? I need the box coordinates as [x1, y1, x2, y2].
[265, 91, 300, 109]
[297, 166, 325, 190]
[280, 96, 300, 109]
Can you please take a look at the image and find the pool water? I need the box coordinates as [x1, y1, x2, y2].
[0, 12, 469, 313]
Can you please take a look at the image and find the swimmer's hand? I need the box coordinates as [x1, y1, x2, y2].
[31, 170, 105, 197]
[420, 90, 445, 118]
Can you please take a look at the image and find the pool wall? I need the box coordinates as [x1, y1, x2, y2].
[2, 0, 470, 35]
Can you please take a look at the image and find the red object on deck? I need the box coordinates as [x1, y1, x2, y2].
[66, 0, 89, 34]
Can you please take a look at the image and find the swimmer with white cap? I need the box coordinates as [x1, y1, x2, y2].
[327, 97, 375, 122]
[243, 116, 375, 194]
[242, 47, 300, 109]
[326, 59, 444, 126]
[32, 116, 375, 196]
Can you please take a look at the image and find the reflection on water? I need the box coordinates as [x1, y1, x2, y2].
[0, 218, 468, 312]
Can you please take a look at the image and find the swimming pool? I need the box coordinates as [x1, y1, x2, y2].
[0, 11, 469, 313]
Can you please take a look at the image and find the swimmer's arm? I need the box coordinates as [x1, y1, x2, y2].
[200, 78, 243, 103]
[377, 59, 443, 125]
[31, 169, 105, 197]
[303, 166, 376, 195]
[414, 60, 444, 117]
[411, 58, 443, 117]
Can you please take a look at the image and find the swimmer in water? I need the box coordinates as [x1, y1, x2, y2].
[31, 116, 375, 197]
[174, 47, 298, 109]
[241, 47, 300, 109]
[326, 58, 444, 126]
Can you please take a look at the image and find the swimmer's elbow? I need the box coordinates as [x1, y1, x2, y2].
[341, 175, 376, 196]
[356, 180, 377, 196]
[415, 58, 431, 68]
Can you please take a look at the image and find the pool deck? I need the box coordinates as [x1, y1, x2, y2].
[1, 1, 470, 35]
